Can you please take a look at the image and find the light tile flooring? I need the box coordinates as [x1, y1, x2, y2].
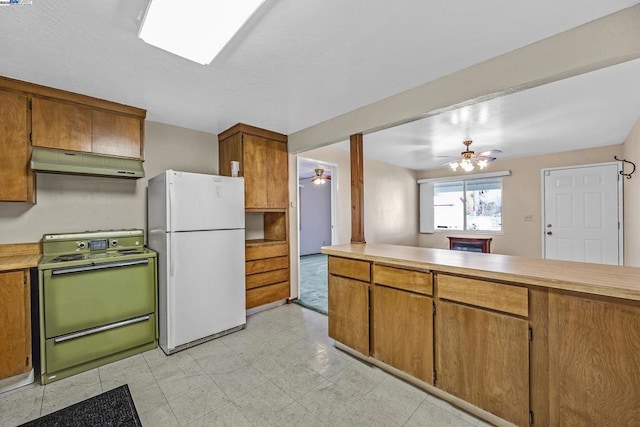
[1, 304, 490, 426]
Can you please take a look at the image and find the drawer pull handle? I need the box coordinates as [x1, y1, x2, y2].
[52, 259, 149, 275]
[53, 315, 150, 343]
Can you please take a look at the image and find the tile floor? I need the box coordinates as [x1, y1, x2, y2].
[0, 304, 490, 426]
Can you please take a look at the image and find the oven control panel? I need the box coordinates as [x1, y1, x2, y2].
[88, 239, 109, 251]
[74, 238, 138, 251]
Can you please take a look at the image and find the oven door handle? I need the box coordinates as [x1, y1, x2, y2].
[53, 315, 151, 343]
[51, 259, 149, 275]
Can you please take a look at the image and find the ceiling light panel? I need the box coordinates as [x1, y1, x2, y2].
[138, 0, 264, 65]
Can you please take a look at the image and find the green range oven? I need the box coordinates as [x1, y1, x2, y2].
[37, 229, 157, 384]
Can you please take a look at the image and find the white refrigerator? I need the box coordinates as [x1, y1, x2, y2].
[148, 170, 246, 354]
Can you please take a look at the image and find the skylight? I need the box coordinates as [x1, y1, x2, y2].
[138, 0, 264, 65]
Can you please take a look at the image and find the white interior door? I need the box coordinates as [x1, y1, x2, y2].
[543, 163, 622, 265]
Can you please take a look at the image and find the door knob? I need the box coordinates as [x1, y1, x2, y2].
[546, 231, 552, 235]
[546, 224, 552, 228]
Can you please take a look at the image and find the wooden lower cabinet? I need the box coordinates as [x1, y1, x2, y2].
[548, 290, 640, 426]
[373, 284, 433, 383]
[246, 282, 289, 309]
[245, 242, 289, 309]
[436, 301, 530, 426]
[0, 270, 32, 380]
[328, 275, 369, 355]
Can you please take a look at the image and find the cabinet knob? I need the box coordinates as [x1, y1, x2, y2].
[546, 231, 552, 235]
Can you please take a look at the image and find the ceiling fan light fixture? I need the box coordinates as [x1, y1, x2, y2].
[312, 168, 327, 185]
[460, 159, 475, 172]
[445, 140, 501, 173]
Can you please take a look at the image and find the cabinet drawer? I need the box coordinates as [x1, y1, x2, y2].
[246, 256, 288, 275]
[246, 243, 288, 261]
[246, 268, 289, 290]
[328, 256, 370, 282]
[374, 264, 432, 295]
[45, 314, 155, 373]
[246, 281, 289, 309]
[437, 274, 528, 317]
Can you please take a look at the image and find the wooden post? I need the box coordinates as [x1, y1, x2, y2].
[350, 133, 365, 243]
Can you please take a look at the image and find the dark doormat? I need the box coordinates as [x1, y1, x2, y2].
[19, 384, 141, 427]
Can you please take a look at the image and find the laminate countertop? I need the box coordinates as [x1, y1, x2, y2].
[0, 242, 42, 271]
[321, 243, 640, 302]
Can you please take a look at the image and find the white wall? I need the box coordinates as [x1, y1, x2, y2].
[0, 121, 218, 244]
[364, 152, 419, 246]
[417, 144, 622, 258]
[622, 118, 640, 266]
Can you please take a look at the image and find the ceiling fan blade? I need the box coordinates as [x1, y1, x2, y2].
[478, 149, 502, 157]
[477, 156, 498, 162]
[440, 160, 458, 166]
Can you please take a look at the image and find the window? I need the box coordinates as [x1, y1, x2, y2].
[419, 172, 508, 234]
[433, 178, 502, 231]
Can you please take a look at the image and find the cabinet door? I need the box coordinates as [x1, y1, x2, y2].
[0, 270, 31, 379]
[328, 275, 369, 355]
[548, 291, 640, 426]
[436, 301, 529, 426]
[266, 139, 288, 208]
[243, 135, 268, 209]
[373, 285, 433, 383]
[91, 110, 142, 159]
[0, 90, 32, 202]
[32, 97, 92, 152]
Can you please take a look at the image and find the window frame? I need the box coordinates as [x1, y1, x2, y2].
[418, 170, 510, 234]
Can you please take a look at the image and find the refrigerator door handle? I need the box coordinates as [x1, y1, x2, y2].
[168, 173, 175, 233]
[169, 233, 175, 277]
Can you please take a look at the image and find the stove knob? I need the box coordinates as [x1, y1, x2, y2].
[111, 239, 118, 247]
[77, 241, 86, 249]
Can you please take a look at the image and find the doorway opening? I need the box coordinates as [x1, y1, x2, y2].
[296, 157, 338, 314]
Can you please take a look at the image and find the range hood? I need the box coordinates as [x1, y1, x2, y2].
[31, 147, 145, 179]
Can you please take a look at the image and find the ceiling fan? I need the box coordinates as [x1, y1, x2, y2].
[311, 168, 330, 185]
[441, 140, 502, 172]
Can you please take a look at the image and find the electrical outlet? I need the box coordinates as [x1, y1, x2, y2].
[524, 214, 534, 222]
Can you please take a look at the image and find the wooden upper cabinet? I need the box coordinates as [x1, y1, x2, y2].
[91, 110, 142, 159]
[0, 90, 34, 202]
[266, 138, 288, 208]
[32, 97, 92, 152]
[244, 135, 269, 209]
[0, 270, 32, 380]
[32, 98, 143, 159]
[218, 124, 289, 210]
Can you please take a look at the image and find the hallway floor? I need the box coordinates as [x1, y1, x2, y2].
[296, 253, 328, 314]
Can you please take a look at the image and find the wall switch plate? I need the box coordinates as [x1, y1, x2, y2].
[524, 214, 534, 222]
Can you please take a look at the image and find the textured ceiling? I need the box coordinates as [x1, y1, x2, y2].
[335, 58, 640, 170]
[0, 0, 637, 143]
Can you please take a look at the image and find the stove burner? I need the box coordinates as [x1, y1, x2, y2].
[51, 254, 85, 262]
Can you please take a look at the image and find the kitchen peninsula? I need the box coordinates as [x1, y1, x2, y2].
[322, 243, 640, 427]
